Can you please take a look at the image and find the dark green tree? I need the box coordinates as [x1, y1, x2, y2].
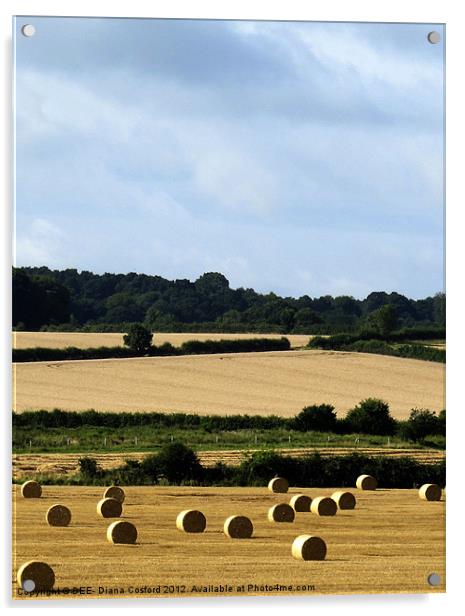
[345, 398, 396, 435]
[155, 443, 203, 484]
[403, 409, 441, 442]
[366, 304, 398, 337]
[292, 404, 337, 432]
[78, 457, 101, 480]
[123, 323, 152, 353]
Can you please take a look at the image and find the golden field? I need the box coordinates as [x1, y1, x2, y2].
[13, 331, 310, 349]
[13, 350, 445, 419]
[13, 448, 446, 480]
[12, 485, 445, 599]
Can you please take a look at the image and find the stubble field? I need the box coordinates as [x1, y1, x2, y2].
[12, 484, 445, 599]
[14, 350, 445, 419]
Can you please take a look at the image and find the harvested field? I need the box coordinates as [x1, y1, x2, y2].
[13, 331, 310, 350]
[12, 485, 445, 598]
[13, 350, 444, 418]
[12, 448, 445, 480]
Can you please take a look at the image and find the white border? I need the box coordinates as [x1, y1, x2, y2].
[2, 1, 464, 614]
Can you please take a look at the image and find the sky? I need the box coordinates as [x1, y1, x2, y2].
[13, 17, 444, 299]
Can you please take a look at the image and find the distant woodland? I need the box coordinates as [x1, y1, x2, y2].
[13, 266, 445, 334]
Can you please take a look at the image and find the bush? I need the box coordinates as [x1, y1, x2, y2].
[400, 408, 443, 442]
[140, 454, 161, 482]
[78, 457, 102, 480]
[155, 443, 203, 484]
[292, 404, 337, 432]
[345, 398, 396, 436]
[123, 323, 153, 354]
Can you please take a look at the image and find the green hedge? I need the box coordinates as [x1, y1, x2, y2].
[20, 449, 445, 489]
[13, 336, 291, 363]
[309, 336, 445, 363]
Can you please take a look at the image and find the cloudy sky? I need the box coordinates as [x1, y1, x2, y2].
[14, 17, 444, 299]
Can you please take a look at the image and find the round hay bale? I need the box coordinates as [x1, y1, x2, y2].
[97, 497, 122, 518]
[356, 474, 378, 490]
[289, 494, 312, 512]
[103, 486, 125, 503]
[176, 509, 206, 533]
[17, 561, 55, 591]
[268, 477, 289, 493]
[292, 535, 327, 561]
[223, 515, 253, 538]
[46, 504, 72, 527]
[21, 480, 42, 498]
[419, 484, 442, 501]
[331, 491, 356, 510]
[310, 496, 337, 516]
[106, 521, 138, 544]
[268, 503, 295, 523]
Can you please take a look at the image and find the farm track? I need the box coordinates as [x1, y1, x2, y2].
[13, 447, 445, 479]
[12, 485, 445, 598]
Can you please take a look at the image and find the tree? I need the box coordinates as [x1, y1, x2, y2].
[154, 443, 203, 484]
[123, 323, 152, 353]
[294, 308, 322, 328]
[366, 304, 398, 338]
[78, 457, 101, 480]
[403, 409, 441, 442]
[345, 398, 396, 435]
[292, 404, 337, 432]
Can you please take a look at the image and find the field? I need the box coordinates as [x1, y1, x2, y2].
[12, 448, 446, 480]
[12, 331, 310, 350]
[12, 484, 445, 599]
[13, 350, 445, 419]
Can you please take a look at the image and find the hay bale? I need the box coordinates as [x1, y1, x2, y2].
[292, 535, 327, 561]
[356, 474, 378, 490]
[310, 496, 337, 516]
[106, 521, 138, 544]
[331, 491, 356, 510]
[289, 494, 312, 512]
[46, 504, 72, 527]
[176, 509, 206, 533]
[21, 480, 42, 498]
[419, 484, 442, 501]
[103, 486, 125, 503]
[223, 515, 253, 538]
[268, 503, 295, 523]
[97, 497, 122, 518]
[17, 561, 55, 591]
[268, 477, 289, 493]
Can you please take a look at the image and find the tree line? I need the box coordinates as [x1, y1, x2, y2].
[13, 266, 445, 333]
[13, 399, 446, 443]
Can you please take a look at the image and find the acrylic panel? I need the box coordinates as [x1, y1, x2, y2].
[12, 16, 445, 600]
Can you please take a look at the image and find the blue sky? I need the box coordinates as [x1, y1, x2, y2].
[14, 17, 444, 299]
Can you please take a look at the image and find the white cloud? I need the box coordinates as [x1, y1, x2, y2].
[15, 218, 65, 267]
